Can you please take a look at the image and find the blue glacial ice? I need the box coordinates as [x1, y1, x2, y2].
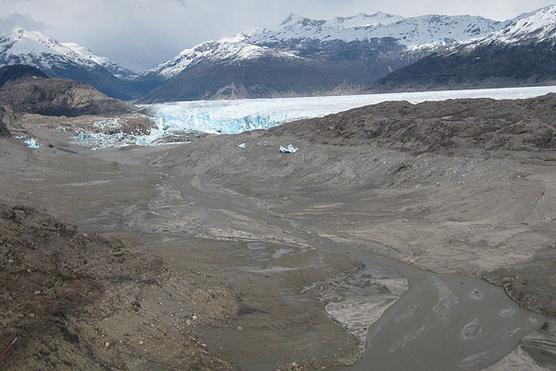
[144, 85, 556, 137]
[79, 85, 556, 149]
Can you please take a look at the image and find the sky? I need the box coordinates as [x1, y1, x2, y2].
[0, 0, 554, 71]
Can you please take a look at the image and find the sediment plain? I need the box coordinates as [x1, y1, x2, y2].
[1, 95, 556, 370]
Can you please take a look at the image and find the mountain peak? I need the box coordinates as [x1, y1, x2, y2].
[246, 12, 503, 48]
[8, 28, 54, 43]
[331, 12, 404, 28]
[279, 12, 404, 29]
[1, 28, 79, 63]
[482, 5, 556, 45]
[280, 13, 306, 25]
[148, 38, 299, 79]
[0, 28, 136, 81]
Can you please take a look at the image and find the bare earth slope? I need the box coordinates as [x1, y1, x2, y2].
[0, 202, 237, 370]
[147, 93, 556, 368]
[0, 105, 12, 137]
[155, 94, 556, 318]
[269, 93, 556, 153]
[2, 93, 556, 370]
[0, 77, 134, 117]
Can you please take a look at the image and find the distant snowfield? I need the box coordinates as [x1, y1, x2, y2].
[144, 85, 556, 136]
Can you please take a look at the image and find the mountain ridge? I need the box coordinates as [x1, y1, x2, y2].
[376, 5, 556, 91]
[0, 29, 159, 100]
[142, 10, 518, 101]
[1, 6, 555, 102]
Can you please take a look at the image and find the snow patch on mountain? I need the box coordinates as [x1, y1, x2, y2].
[279, 11, 404, 30]
[150, 11, 508, 80]
[479, 5, 556, 45]
[60, 43, 111, 67]
[61, 42, 136, 79]
[369, 15, 507, 49]
[330, 12, 404, 28]
[149, 39, 300, 79]
[0, 29, 95, 69]
[0, 28, 133, 78]
[245, 13, 507, 49]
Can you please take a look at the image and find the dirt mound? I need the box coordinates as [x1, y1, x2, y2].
[0, 121, 8, 137]
[269, 94, 556, 154]
[0, 203, 236, 370]
[0, 77, 135, 117]
[483, 248, 556, 316]
[0, 104, 16, 137]
[0, 112, 9, 137]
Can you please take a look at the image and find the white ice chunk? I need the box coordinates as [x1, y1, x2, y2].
[238, 142, 247, 149]
[93, 118, 121, 130]
[23, 138, 40, 149]
[280, 144, 298, 154]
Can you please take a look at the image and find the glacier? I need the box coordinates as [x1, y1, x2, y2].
[144, 85, 556, 136]
[75, 85, 556, 149]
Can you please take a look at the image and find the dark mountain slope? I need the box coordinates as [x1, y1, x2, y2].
[376, 41, 556, 91]
[43, 64, 162, 101]
[0, 75, 134, 117]
[0, 105, 12, 137]
[0, 65, 46, 87]
[140, 42, 407, 102]
[141, 13, 508, 101]
[0, 29, 161, 100]
[377, 6, 556, 91]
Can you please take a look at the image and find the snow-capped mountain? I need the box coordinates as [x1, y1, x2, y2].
[377, 6, 556, 91]
[325, 12, 404, 28]
[0, 28, 154, 99]
[61, 42, 136, 79]
[149, 39, 299, 79]
[151, 12, 507, 80]
[0, 29, 97, 70]
[477, 5, 556, 45]
[2, 6, 553, 102]
[243, 12, 403, 44]
[0, 29, 136, 77]
[245, 13, 507, 49]
[143, 11, 511, 101]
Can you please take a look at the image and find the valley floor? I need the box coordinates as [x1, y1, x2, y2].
[1, 101, 556, 370]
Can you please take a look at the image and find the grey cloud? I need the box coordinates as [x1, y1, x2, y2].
[0, 12, 47, 34]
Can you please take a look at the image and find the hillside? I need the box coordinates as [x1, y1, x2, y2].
[141, 12, 509, 101]
[0, 29, 160, 100]
[377, 6, 556, 90]
[0, 66, 134, 117]
[268, 93, 556, 154]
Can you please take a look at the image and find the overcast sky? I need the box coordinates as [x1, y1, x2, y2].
[0, 0, 554, 71]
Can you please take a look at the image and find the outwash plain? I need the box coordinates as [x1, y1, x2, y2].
[2, 90, 556, 370]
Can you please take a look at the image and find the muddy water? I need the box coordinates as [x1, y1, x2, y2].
[346, 250, 543, 371]
[171, 175, 545, 370]
[34, 146, 546, 370]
